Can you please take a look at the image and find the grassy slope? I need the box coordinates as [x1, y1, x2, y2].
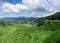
[0, 20, 60, 43]
[0, 26, 54, 43]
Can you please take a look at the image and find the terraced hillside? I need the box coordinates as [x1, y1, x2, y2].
[0, 20, 60, 43]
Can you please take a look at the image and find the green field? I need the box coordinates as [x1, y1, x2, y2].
[0, 20, 60, 43]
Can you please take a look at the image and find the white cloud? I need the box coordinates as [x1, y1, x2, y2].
[2, 3, 29, 13]
[1, 0, 56, 13]
[15, 4, 29, 10]
[0, 0, 60, 17]
[48, 0, 60, 11]
[23, 0, 54, 12]
[52, 0, 60, 5]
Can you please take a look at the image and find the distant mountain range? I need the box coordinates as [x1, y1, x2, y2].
[0, 12, 60, 22]
[0, 17, 39, 22]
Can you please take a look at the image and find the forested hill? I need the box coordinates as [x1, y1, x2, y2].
[47, 12, 60, 20]
[32, 12, 60, 22]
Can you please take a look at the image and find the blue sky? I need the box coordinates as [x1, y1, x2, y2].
[0, 0, 60, 18]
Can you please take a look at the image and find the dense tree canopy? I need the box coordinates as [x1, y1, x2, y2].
[47, 12, 60, 20]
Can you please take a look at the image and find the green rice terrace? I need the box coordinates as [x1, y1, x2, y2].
[0, 20, 60, 43]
